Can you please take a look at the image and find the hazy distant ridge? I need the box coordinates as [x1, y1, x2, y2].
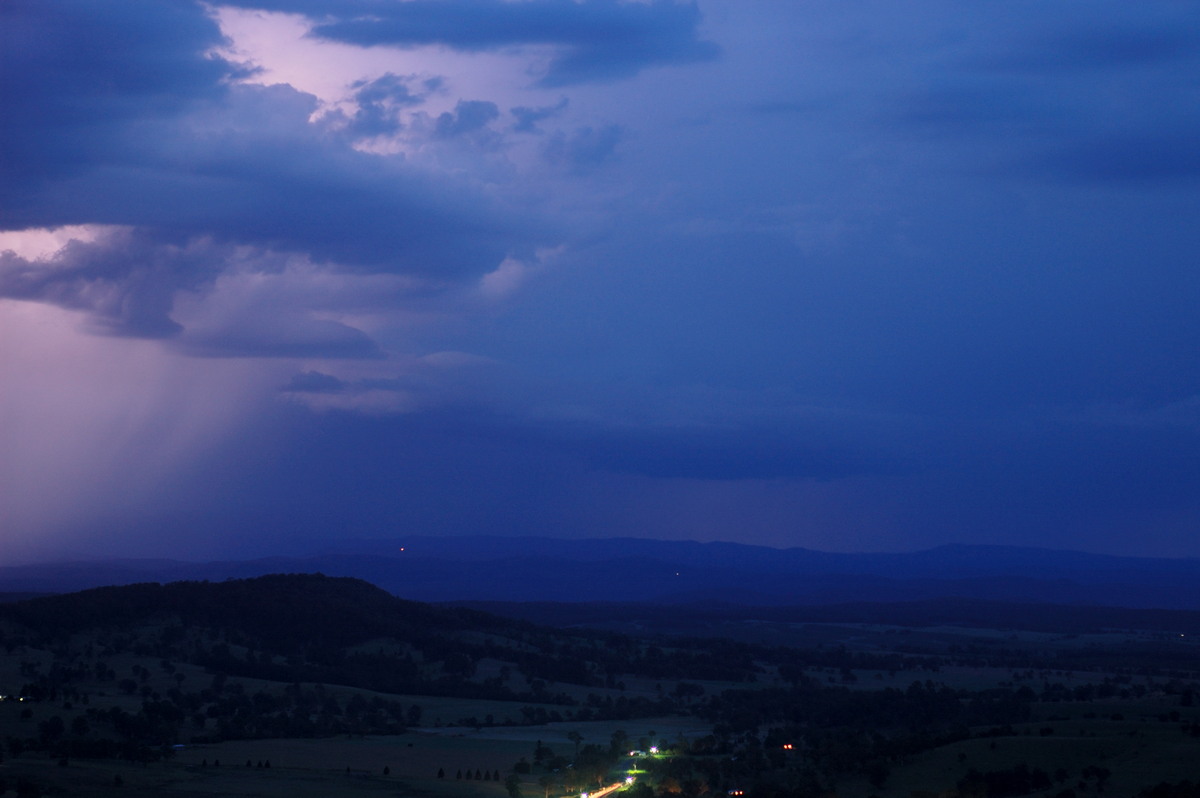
[3, 538, 1198, 610]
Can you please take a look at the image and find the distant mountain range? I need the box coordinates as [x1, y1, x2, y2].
[2, 537, 1198, 610]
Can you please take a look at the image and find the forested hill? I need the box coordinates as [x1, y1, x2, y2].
[0, 573, 513, 650]
[0, 574, 765, 707]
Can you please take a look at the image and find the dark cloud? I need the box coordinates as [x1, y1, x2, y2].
[1033, 132, 1200, 185]
[228, 0, 720, 86]
[119, 398, 1200, 557]
[885, 13, 1200, 188]
[8, 0, 1200, 560]
[1, 1, 536, 280]
[511, 98, 570, 133]
[0, 0, 542, 367]
[0, 231, 392, 357]
[977, 25, 1200, 72]
[4, 79, 522, 275]
[544, 125, 622, 172]
[0, 230, 214, 338]
[893, 82, 1057, 138]
[434, 100, 501, 139]
[0, 0, 234, 186]
[346, 73, 426, 137]
[181, 318, 384, 360]
[566, 425, 901, 482]
[283, 371, 349, 393]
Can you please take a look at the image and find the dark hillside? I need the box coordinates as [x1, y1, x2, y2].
[0, 573, 506, 650]
[2, 575, 1199, 798]
[0, 574, 764, 708]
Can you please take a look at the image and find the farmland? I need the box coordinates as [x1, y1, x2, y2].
[1, 575, 1198, 797]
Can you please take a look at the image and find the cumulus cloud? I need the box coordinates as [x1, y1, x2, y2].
[13, 81, 521, 272]
[343, 72, 428, 137]
[434, 100, 501, 140]
[0, 228, 216, 339]
[1, 1, 535, 278]
[0, 226, 496, 359]
[0, 0, 561, 367]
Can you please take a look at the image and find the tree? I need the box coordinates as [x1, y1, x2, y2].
[567, 730, 584, 759]
[505, 773, 523, 798]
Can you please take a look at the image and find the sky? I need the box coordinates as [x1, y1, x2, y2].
[3, 0, 1200, 563]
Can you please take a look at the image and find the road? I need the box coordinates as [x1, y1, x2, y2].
[583, 782, 626, 798]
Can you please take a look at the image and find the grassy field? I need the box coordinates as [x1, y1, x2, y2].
[3, 732, 525, 797]
[829, 698, 1200, 798]
[3, 583, 1198, 798]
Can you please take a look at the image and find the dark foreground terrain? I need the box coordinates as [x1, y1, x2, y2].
[1, 574, 1199, 797]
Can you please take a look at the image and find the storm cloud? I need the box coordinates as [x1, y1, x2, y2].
[3, 0, 1200, 561]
